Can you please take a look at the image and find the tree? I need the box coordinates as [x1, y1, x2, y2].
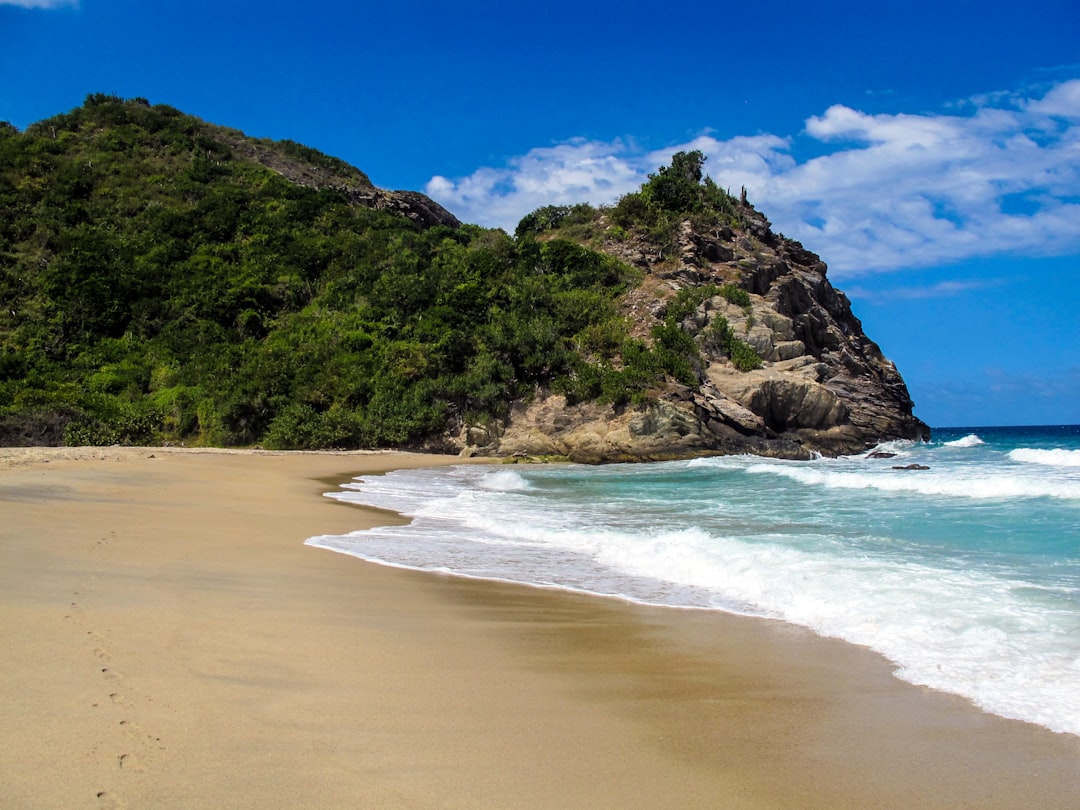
[643, 150, 707, 213]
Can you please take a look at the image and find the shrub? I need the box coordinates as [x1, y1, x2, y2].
[718, 283, 751, 308]
[666, 284, 720, 323]
[609, 192, 652, 230]
[515, 203, 596, 239]
[264, 403, 363, 450]
[708, 317, 762, 371]
[642, 150, 705, 214]
[650, 321, 700, 387]
[63, 396, 163, 446]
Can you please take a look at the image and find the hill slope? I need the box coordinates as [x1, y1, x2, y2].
[0, 96, 927, 458]
[490, 156, 929, 460]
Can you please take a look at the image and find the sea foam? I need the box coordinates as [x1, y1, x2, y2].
[477, 469, 534, 491]
[308, 427, 1080, 737]
[744, 462, 1080, 501]
[1009, 447, 1080, 467]
[944, 433, 985, 448]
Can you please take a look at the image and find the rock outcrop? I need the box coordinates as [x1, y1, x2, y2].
[468, 201, 928, 461]
[359, 188, 462, 230]
[216, 129, 461, 229]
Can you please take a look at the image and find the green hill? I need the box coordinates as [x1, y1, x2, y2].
[1, 95, 928, 458]
[0, 94, 694, 450]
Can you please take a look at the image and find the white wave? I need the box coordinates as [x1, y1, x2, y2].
[944, 433, 985, 448]
[477, 468, 533, 491]
[308, 513, 1080, 737]
[604, 531, 1080, 736]
[856, 438, 920, 459]
[745, 463, 1080, 500]
[1009, 448, 1080, 468]
[685, 454, 759, 469]
[307, 457, 1080, 736]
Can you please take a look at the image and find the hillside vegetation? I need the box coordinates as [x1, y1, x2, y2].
[0, 95, 737, 449]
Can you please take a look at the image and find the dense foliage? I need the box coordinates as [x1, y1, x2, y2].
[608, 150, 741, 249]
[0, 99, 763, 449]
[1, 96, 734, 449]
[514, 203, 596, 239]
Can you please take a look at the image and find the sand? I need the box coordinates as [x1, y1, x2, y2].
[1, 446, 1078, 809]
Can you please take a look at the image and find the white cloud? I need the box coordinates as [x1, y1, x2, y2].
[845, 278, 1004, 303]
[425, 80, 1080, 279]
[427, 139, 644, 235]
[1025, 81, 1080, 118]
[0, 0, 78, 7]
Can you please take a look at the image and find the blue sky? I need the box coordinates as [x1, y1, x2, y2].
[2, 0, 1078, 428]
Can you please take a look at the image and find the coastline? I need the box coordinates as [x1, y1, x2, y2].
[1, 447, 1077, 808]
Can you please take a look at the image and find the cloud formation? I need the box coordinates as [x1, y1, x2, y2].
[427, 139, 645, 234]
[844, 278, 1005, 303]
[426, 81, 1080, 279]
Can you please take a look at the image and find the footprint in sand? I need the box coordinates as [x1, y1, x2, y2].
[119, 719, 164, 761]
[91, 533, 113, 551]
[117, 753, 145, 773]
[101, 667, 122, 683]
[96, 790, 126, 809]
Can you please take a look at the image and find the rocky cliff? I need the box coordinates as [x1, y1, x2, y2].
[465, 199, 928, 462]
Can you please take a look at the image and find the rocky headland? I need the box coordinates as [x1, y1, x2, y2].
[466, 200, 928, 462]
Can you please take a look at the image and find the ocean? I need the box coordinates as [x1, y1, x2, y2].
[307, 425, 1080, 737]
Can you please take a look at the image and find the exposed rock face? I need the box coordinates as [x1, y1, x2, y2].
[361, 188, 462, 230]
[216, 129, 461, 229]
[476, 202, 928, 461]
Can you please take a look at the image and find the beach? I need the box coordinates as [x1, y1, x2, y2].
[2, 447, 1078, 808]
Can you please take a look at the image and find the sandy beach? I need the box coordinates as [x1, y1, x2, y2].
[2, 447, 1078, 808]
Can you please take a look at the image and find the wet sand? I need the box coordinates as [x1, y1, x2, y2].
[1, 446, 1077, 808]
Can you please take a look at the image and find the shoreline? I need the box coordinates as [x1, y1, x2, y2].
[2, 447, 1078, 808]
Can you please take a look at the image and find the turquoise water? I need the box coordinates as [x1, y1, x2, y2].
[308, 425, 1080, 736]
